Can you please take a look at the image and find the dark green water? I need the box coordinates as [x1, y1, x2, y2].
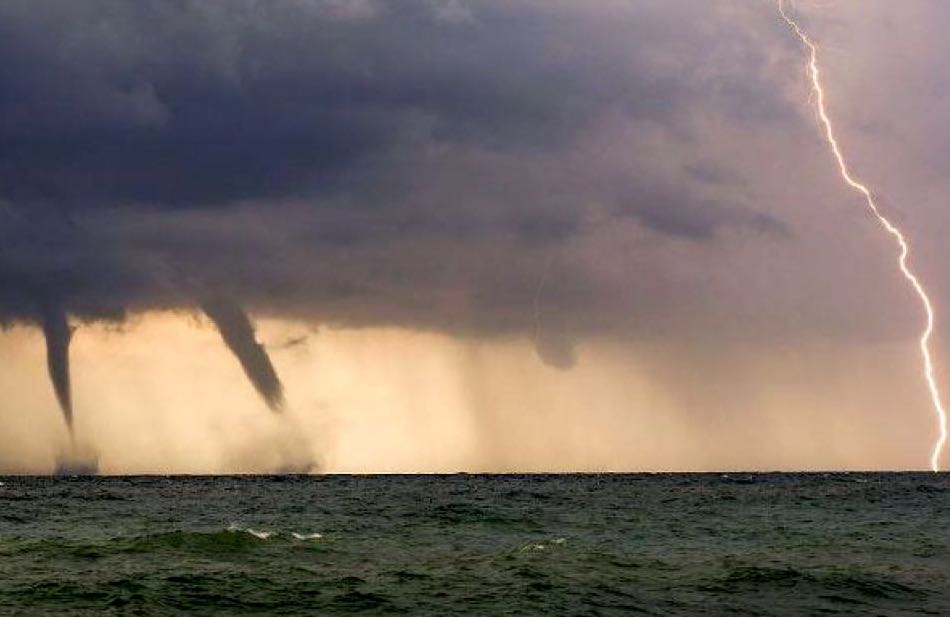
[0, 474, 947, 615]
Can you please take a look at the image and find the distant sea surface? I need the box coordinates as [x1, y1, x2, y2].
[0, 474, 947, 615]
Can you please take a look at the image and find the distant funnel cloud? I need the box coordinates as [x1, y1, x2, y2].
[534, 333, 577, 370]
[41, 305, 73, 430]
[201, 298, 284, 410]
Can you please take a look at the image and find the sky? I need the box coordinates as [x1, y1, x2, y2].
[1, 0, 949, 473]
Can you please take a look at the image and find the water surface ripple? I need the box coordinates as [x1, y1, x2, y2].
[0, 473, 946, 614]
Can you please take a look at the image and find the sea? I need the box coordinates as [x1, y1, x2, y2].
[0, 473, 946, 615]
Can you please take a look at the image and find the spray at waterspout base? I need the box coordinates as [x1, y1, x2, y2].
[54, 438, 99, 476]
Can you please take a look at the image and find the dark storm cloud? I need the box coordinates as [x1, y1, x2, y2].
[0, 0, 796, 351]
[0, 0, 665, 208]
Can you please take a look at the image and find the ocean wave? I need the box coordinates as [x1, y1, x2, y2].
[0, 530, 266, 559]
[3, 525, 327, 560]
[711, 565, 922, 601]
[118, 529, 273, 554]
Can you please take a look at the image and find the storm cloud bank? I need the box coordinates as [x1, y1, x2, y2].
[0, 0, 802, 346]
[2, 0, 944, 377]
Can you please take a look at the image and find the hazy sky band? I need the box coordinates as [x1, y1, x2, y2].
[0, 1, 802, 341]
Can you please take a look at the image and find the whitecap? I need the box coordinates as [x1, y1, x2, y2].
[292, 532, 323, 540]
[521, 538, 566, 552]
[227, 523, 275, 540]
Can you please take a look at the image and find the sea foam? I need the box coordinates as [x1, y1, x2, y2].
[227, 523, 275, 540]
[292, 532, 324, 540]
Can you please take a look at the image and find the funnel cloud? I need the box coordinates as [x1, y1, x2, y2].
[201, 298, 284, 411]
[40, 305, 73, 430]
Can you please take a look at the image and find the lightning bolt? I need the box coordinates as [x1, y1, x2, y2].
[778, 0, 947, 471]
